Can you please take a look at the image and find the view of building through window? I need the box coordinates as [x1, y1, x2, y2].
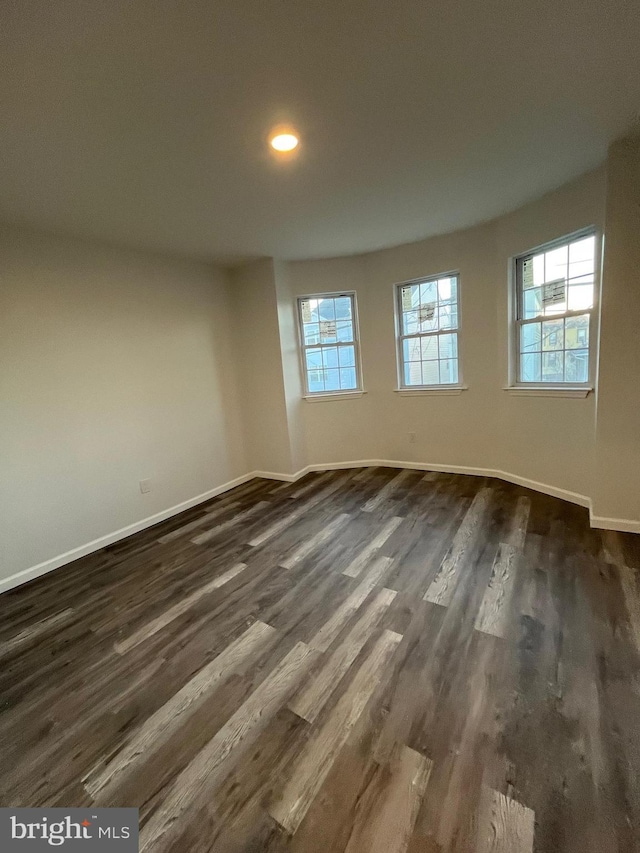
[298, 293, 360, 394]
[296, 240, 596, 395]
[516, 232, 595, 384]
[396, 274, 460, 387]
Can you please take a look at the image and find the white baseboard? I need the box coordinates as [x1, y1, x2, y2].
[4, 459, 637, 596]
[252, 469, 299, 482]
[295, 458, 592, 508]
[0, 472, 256, 596]
[300, 458, 640, 532]
[490, 469, 590, 509]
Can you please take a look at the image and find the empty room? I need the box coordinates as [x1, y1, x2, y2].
[1, 1, 640, 851]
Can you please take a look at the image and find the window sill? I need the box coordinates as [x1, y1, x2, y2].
[393, 386, 468, 397]
[503, 386, 592, 398]
[303, 391, 367, 402]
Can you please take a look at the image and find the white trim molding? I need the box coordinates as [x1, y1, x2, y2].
[589, 515, 640, 534]
[252, 469, 299, 482]
[0, 472, 256, 596]
[303, 391, 367, 402]
[393, 386, 468, 396]
[4, 459, 637, 597]
[289, 459, 591, 508]
[503, 386, 592, 398]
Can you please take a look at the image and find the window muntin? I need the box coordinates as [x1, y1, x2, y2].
[297, 293, 361, 395]
[396, 274, 460, 387]
[515, 231, 596, 385]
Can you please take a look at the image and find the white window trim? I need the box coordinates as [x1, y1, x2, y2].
[507, 226, 601, 392]
[303, 390, 367, 402]
[502, 386, 592, 398]
[393, 386, 468, 396]
[296, 291, 364, 397]
[393, 271, 464, 391]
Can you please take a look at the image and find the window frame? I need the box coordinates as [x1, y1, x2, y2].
[394, 271, 463, 391]
[511, 227, 599, 390]
[296, 291, 364, 398]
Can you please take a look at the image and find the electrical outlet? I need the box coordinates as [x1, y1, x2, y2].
[139, 478, 152, 494]
[408, 432, 417, 443]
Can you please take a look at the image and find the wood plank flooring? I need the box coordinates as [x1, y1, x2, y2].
[1, 467, 639, 852]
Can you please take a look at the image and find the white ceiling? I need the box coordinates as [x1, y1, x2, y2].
[2, 0, 639, 264]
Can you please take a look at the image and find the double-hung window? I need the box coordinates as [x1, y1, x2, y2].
[514, 230, 597, 386]
[297, 292, 362, 395]
[396, 273, 461, 388]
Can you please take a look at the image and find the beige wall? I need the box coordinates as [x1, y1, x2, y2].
[593, 134, 640, 526]
[0, 225, 247, 586]
[283, 168, 606, 505]
[274, 259, 307, 474]
[2, 149, 636, 590]
[228, 258, 294, 475]
[493, 168, 606, 500]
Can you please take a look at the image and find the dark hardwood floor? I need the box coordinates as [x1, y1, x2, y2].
[1, 467, 639, 852]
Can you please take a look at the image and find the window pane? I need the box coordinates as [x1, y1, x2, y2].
[545, 245, 568, 282]
[542, 351, 564, 382]
[336, 320, 354, 342]
[523, 255, 544, 289]
[306, 348, 322, 370]
[565, 314, 589, 349]
[338, 345, 355, 367]
[520, 352, 541, 382]
[421, 361, 439, 385]
[400, 284, 419, 311]
[405, 361, 422, 386]
[569, 235, 595, 265]
[334, 296, 352, 320]
[438, 333, 457, 359]
[403, 310, 419, 335]
[320, 320, 337, 342]
[418, 304, 438, 331]
[517, 234, 594, 386]
[308, 369, 324, 393]
[521, 322, 541, 353]
[398, 276, 461, 388]
[568, 259, 594, 280]
[403, 338, 421, 362]
[420, 336, 438, 360]
[300, 299, 311, 321]
[523, 287, 542, 319]
[565, 349, 589, 383]
[304, 323, 320, 345]
[438, 277, 455, 302]
[323, 368, 340, 391]
[439, 304, 458, 330]
[542, 318, 564, 351]
[420, 281, 438, 304]
[533, 254, 545, 286]
[321, 347, 338, 368]
[542, 280, 567, 315]
[300, 294, 361, 395]
[567, 278, 594, 310]
[339, 367, 357, 389]
[318, 298, 336, 322]
[440, 358, 458, 384]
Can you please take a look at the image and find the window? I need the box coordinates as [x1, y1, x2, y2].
[297, 292, 362, 395]
[395, 273, 461, 387]
[514, 230, 597, 386]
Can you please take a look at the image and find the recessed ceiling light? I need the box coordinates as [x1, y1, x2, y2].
[269, 131, 299, 152]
